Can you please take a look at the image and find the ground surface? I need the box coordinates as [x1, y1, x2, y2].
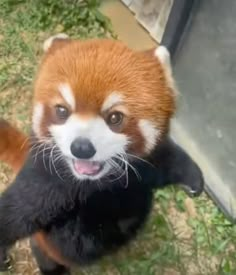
[0, 1, 236, 275]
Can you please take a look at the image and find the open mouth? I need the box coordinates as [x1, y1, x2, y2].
[72, 159, 105, 176]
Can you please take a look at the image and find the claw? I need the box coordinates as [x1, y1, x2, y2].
[0, 255, 12, 273]
[179, 183, 204, 198]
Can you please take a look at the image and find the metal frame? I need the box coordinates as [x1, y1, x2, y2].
[161, 0, 199, 59]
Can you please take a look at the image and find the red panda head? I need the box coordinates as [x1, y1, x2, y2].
[32, 34, 176, 181]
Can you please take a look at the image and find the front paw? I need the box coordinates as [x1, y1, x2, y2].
[179, 162, 205, 197]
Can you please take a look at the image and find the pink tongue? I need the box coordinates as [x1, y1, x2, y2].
[73, 160, 101, 175]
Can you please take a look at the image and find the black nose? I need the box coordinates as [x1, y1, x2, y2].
[70, 138, 96, 159]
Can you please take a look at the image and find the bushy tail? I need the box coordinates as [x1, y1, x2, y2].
[0, 119, 29, 173]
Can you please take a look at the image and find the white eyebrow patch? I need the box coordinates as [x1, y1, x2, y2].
[138, 119, 159, 153]
[58, 83, 76, 110]
[102, 92, 123, 112]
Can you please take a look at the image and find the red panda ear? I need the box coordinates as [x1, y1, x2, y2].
[43, 33, 71, 53]
[141, 45, 177, 95]
[154, 45, 171, 70]
[141, 45, 171, 71]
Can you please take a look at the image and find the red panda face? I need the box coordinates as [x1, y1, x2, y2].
[32, 35, 176, 181]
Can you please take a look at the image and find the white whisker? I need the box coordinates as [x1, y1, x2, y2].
[114, 153, 142, 184]
[107, 158, 126, 182]
[51, 145, 64, 181]
[126, 153, 154, 167]
[113, 155, 129, 187]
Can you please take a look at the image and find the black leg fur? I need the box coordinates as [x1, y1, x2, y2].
[149, 137, 204, 196]
[30, 239, 70, 275]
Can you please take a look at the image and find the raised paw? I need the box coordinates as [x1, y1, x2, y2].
[177, 158, 205, 197]
[151, 137, 205, 196]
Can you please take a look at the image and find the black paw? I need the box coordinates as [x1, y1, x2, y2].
[178, 159, 205, 197]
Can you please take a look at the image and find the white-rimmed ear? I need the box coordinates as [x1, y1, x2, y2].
[155, 45, 178, 95]
[43, 33, 70, 52]
[154, 45, 171, 72]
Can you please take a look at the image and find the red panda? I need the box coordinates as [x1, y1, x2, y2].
[0, 35, 204, 275]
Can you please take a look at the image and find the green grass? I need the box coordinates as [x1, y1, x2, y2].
[0, 0, 114, 127]
[0, 1, 236, 275]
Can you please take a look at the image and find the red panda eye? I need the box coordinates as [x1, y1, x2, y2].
[55, 105, 69, 120]
[107, 112, 123, 126]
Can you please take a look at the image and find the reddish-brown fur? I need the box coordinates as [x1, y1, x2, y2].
[33, 232, 72, 267]
[0, 120, 29, 173]
[37, 39, 174, 117]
